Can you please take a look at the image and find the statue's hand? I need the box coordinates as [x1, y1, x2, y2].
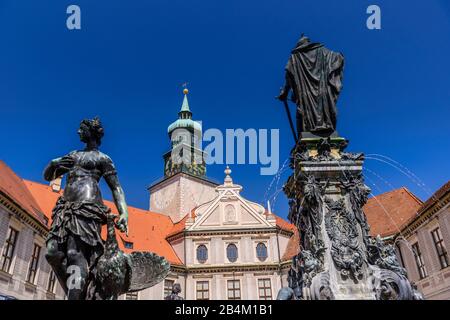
[116, 213, 129, 236]
[276, 88, 288, 101]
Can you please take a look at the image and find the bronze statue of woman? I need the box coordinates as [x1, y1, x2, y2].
[43, 117, 129, 300]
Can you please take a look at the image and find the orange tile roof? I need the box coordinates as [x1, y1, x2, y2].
[398, 180, 450, 232]
[282, 227, 300, 261]
[166, 214, 190, 239]
[0, 161, 47, 226]
[105, 205, 182, 265]
[364, 187, 423, 238]
[23, 180, 182, 265]
[23, 180, 62, 226]
[417, 180, 450, 216]
[272, 214, 297, 233]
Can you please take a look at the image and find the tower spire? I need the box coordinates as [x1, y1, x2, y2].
[179, 87, 191, 117]
[165, 86, 206, 178]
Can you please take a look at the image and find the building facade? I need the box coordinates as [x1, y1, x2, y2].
[126, 89, 296, 300]
[364, 183, 450, 300]
[394, 181, 450, 299]
[0, 161, 65, 300]
[160, 167, 294, 300]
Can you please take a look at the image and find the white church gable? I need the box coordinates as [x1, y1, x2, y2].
[187, 167, 275, 231]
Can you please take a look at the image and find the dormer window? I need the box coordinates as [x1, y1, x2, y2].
[123, 240, 133, 249]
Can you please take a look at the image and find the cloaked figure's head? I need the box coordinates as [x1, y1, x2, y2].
[291, 34, 323, 54]
[78, 117, 104, 147]
[295, 33, 309, 46]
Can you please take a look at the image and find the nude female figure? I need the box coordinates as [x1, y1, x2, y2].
[44, 117, 128, 300]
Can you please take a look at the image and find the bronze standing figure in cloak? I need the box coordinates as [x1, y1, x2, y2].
[44, 117, 170, 299]
[277, 35, 344, 138]
[277, 35, 423, 300]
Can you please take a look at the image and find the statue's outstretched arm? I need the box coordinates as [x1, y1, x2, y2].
[277, 73, 292, 101]
[105, 173, 129, 235]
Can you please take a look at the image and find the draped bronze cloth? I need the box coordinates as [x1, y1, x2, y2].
[47, 196, 109, 269]
[285, 38, 344, 134]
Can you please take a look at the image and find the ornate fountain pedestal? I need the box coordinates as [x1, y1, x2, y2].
[284, 135, 422, 300]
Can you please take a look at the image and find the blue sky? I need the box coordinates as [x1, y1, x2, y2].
[0, 0, 449, 219]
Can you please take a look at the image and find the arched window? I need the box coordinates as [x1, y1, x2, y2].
[227, 244, 238, 263]
[197, 245, 208, 264]
[256, 243, 268, 262]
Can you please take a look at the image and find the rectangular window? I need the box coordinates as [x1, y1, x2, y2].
[227, 280, 241, 300]
[164, 279, 175, 297]
[431, 227, 449, 269]
[125, 292, 139, 300]
[396, 244, 405, 269]
[26, 244, 41, 284]
[258, 278, 272, 300]
[196, 281, 209, 300]
[1, 227, 18, 273]
[47, 271, 56, 293]
[412, 242, 428, 279]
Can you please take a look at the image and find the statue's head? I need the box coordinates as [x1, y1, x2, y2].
[172, 283, 182, 294]
[78, 117, 104, 146]
[295, 34, 310, 47]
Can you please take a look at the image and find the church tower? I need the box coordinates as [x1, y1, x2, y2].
[163, 88, 206, 177]
[148, 88, 218, 223]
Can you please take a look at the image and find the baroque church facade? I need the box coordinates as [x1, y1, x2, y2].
[140, 89, 297, 300]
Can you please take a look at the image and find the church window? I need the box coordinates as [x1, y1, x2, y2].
[226, 244, 238, 263]
[256, 243, 268, 261]
[197, 245, 208, 264]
